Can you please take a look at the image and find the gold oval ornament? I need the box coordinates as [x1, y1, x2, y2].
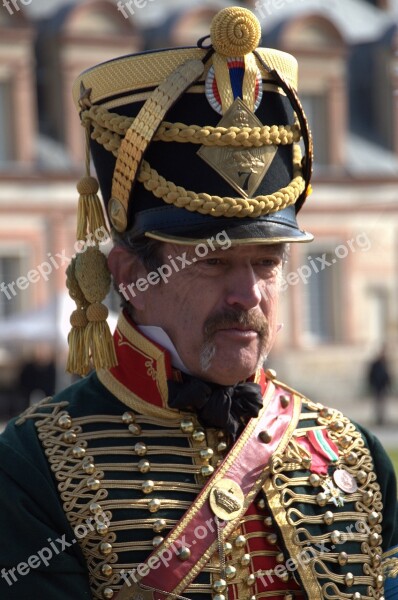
[209, 478, 244, 521]
[108, 197, 128, 232]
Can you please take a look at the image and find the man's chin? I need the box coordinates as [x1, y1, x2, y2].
[201, 350, 264, 385]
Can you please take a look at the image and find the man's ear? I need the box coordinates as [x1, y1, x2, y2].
[107, 245, 147, 311]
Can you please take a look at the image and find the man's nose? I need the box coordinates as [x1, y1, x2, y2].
[224, 267, 262, 310]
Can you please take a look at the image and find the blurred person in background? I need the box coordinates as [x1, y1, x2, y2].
[367, 347, 392, 427]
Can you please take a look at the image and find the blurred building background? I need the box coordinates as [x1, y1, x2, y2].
[0, 0, 398, 420]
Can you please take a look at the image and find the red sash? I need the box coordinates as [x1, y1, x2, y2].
[117, 380, 301, 600]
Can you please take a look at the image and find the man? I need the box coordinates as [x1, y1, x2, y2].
[0, 7, 397, 600]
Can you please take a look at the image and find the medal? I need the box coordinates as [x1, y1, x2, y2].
[333, 469, 358, 494]
[321, 477, 345, 507]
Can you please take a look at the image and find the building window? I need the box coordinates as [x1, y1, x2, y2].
[0, 81, 14, 165]
[0, 255, 23, 318]
[302, 250, 342, 343]
[301, 94, 329, 166]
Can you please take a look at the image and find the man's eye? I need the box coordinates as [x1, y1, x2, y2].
[203, 258, 222, 266]
[257, 259, 279, 267]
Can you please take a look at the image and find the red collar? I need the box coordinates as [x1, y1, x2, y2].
[97, 311, 266, 415]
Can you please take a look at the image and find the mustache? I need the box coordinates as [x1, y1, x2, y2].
[203, 308, 268, 339]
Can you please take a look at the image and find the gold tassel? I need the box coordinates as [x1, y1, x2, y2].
[76, 175, 108, 241]
[66, 260, 90, 376]
[66, 115, 117, 375]
[75, 247, 117, 371]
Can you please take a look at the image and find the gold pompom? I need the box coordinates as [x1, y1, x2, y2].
[210, 7, 261, 57]
[86, 302, 109, 323]
[77, 176, 99, 196]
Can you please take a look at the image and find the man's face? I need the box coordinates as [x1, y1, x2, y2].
[123, 241, 284, 385]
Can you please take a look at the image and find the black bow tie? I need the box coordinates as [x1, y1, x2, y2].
[167, 374, 263, 440]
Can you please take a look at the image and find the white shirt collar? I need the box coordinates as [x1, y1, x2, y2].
[137, 325, 191, 374]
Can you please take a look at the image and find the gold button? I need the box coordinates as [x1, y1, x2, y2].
[259, 430, 272, 444]
[240, 553, 251, 567]
[148, 499, 161, 513]
[319, 407, 334, 419]
[180, 419, 194, 434]
[338, 552, 348, 566]
[214, 595, 226, 600]
[96, 522, 108, 536]
[86, 477, 101, 491]
[345, 451, 358, 466]
[257, 498, 266, 510]
[276, 552, 285, 564]
[234, 535, 246, 548]
[356, 470, 367, 484]
[177, 547, 191, 561]
[372, 554, 382, 567]
[267, 533, 278, 545]
[152, 536, 164, 547]
[330, 530, 342, 545]
[142, 480, 155, 494]
[376, 575, 384, 589]
[316, 492, 328, 507]
[368, 511, 380, 526]
[82, 460, 95, 475]
[135, 442, 147, 456]
[101, 564, 113, 578]
[72, 446, 86, 459]
[224, 542, 232, 555]
[218, 441, 228, 452]
[100, 542, 112, 556]
[213, 579, 227, 593]
[58, 414, 72, 429]
[200, 448, 214, 461]
[309, 474, 321, 487]
[339, 435, 352, 449]
[264, 516, 273, 528]
[323, 511, 334, 525]
[63, 431, 77, 444]
[89, 502, 102, 514]
[138, 459, 151, 473]
[330, 419, 344, 432]
[369, 532, 380, 546]
[153, 519, 167, 533]
[122, 411, 135, 424]
[128, 423, 142, 436]
[345, 573, 354, 587]
[246, 574, 256, 586]
[225, 565, 236, 580]
[193, 430, 205, 443]
[362, 490, 374, 505]
[353, 594, 362, 600]
[201, 465, 214, 477]
[103, 588, 114, 599]
[279, 394, 290, 408]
